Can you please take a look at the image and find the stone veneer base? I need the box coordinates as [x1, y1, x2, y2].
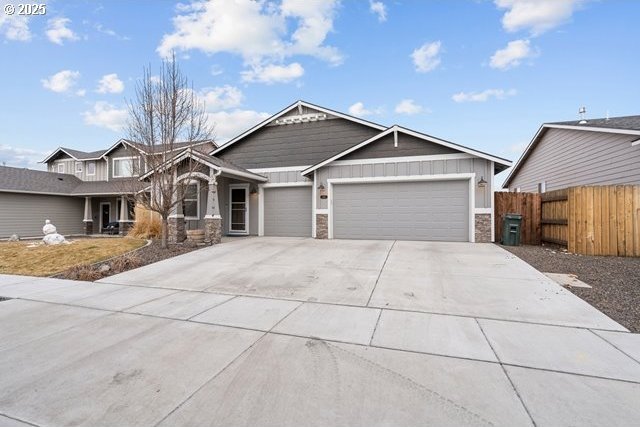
[315, 214, 328, 239]
[474, 213, 492, 243]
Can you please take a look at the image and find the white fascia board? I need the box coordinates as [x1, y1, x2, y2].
[261, 181, 312, 188]
[248, 165, 311, 173]
[631, 138, 640, 146]
[40, 147, 79, 163]
[101, 139, 145, 159]
[327, 173, 475, 185]
[544, 124, 640, 136]
[330, 153, 474, 166]
[211, 100, 387, 156]
[501, 124, 546, 189]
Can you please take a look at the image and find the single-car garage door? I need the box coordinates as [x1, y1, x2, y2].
[263, 186, 312, 237]
[332, 180, 470, 241]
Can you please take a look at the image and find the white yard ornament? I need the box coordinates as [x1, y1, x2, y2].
[42, 219, 67, 245]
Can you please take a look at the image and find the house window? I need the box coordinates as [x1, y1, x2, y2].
[57, 163, 64, 173]
[112, 157, 138, 178]
[537, 182, 546, 193]
[182, 182, 200, 219]
[75, 162, 83, 173]
[87, 161, 96, 176]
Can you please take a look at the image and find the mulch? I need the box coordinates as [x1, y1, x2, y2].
[53, 240, 202, 281]
[502, 244, 640, 332]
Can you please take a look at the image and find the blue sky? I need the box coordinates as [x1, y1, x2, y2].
[1, 0, 639, 184]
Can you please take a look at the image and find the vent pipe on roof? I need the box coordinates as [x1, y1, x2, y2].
[578, 106, 587, 124]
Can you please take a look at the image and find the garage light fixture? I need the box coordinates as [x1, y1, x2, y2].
[477, 176, 487, 188]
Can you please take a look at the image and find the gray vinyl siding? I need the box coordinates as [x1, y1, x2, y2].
[509, 128, 640, 192]
[332, 180, 469, 242]
[316, 157, 492, 210]
[50, 159, 108, 181]
[107, 145, 143, 180]
[218, 118, 380, 169]
[257, 170, 311, 184]
[263, 186, 312, 237]
[0, 192, 84, 238]
[342, 133, 460, 160]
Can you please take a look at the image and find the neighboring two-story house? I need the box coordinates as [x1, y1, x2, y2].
[504, 115, 640, 192]
[0, 139, 214, 238]
[1, 100, 512, 243]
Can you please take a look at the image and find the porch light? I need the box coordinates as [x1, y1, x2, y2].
[317, 184, 325, 190]
[250, 186, 258, 195]
[477, 176, 487, 188]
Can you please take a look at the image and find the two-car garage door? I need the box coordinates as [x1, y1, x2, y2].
[332, 180, 470, 242]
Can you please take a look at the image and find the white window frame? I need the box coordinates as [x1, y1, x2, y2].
[183, 180, 200, 220]
[86, 161, 96, 176]
[112, 156, 139, 178]
[228, 183, 250, 235]
[326, 173, 476, 242]
[538, 181, 546, 193]
[57, 163, 65, 173]
[75, 162, 83, 174]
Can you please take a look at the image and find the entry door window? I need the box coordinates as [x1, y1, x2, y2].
[230, 187, 248, 233]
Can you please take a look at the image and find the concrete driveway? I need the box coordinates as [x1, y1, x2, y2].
[1, 237, 639, 426]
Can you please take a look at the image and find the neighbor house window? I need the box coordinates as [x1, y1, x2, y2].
[537, 181, 546, 193]
[182, 181, 200, 219]
[75, 162, 83, 173]
[57, 163, 64, 173]
[112, 157, 138, 178]
[87, 161, 96, 176]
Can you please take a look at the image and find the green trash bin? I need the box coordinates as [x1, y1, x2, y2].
[502, 213, 523, 246]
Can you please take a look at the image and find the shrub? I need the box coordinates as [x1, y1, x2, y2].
[64, 264, 104, 281]
[110, 253, 143, 274]
[128, 206, 162, 239]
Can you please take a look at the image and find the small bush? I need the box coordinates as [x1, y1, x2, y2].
[110, 253, 143, 274]
[64, 264, 104, 281]
[128, 206, 162, 239]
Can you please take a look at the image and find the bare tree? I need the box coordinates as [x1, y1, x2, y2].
[125, 54, 214, 248]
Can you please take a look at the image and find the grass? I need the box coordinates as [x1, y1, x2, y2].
[0, 237, 147, 277]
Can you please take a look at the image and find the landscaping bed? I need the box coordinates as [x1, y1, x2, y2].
[0, 238, 147, 277]
[503, 244, 640, 332]
[52, 240, 201, 281]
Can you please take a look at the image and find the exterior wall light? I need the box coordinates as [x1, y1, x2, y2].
[477, 177, 487, 188]
[318, 184, 328, 199]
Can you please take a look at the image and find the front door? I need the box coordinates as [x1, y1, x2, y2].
[101, 203, 111, 229]
[229, 186, 248, 234]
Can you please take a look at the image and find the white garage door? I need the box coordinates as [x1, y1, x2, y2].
[332, 180, 470, 241]
[263, 186, 312, 237]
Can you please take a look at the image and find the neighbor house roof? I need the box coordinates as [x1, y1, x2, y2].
[210, 100, 386, 156]
[0, 166, 140, 196]
[503, 115, 640, 188]
[302, 125, 513, 176]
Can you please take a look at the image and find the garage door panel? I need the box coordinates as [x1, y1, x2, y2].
[263, 186, 312, 237]
[332, 180, 469, 242]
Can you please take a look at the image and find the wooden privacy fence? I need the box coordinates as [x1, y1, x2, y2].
[494, 192, 541, 245]
[496, 185, 640, 257]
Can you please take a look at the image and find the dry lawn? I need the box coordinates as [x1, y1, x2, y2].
[0, 238, 147, 277]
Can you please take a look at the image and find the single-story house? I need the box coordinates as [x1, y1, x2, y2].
[1, 100, 511, 243]
[504, 115, 640, 192]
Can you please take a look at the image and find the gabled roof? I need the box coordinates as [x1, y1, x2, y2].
[503, 115, 640, 188]
[210, 100, 386, 156]
[302, 125, 512, 176]
[139, 148, 268, 183]
[101, 138, 217, 158]
[40, 147, 105, 163]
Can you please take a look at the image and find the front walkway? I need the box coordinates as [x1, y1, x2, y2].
[0, 238, 639, 426]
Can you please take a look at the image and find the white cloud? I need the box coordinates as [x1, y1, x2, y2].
[411, 41, 442, 73]
[82, 102, 127, 132]
[206, 109, 270, 142]
[490, 39, 534, 69]
[0, 144, 47, 169]
[157, 0, 341, 83]
[0, 1, 31, 41]
[241, 62, 304, 84]
[394, 99, 423, 115]
[95, 23, 130, 41]
[348, 102, 374, 117]
[96, 73, 125, 94]
[210, 64, 224, 76]
[495, 0, 584, 36]
[46, 17, 79, 45]
[199, 85, 243, 110]
[76, 89, 86, 97]
[369, 1, 387, 22]
[41, 70, 81, 93]
[452, 89, 517, 103]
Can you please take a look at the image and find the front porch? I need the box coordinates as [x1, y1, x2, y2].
[81, 194, 136, 236]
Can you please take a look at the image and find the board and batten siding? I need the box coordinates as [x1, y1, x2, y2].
[315, 157, 492, 210]
[0, 192, 84, 238]
[342, 133, 459, 160]
[255, 170, 310, 184]
[218, 118, 380, 169]
[49, 159, 108, 181]
[509, 128, 640, 192]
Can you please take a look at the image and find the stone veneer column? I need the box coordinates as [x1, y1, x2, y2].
[315, 214, 328, 239]
[119, 195, 134, 236]
[82, 196, 93, 235]
[168, 183, 186, 243]
[204, 169, 222, 245]
[474, 213, 492, 243]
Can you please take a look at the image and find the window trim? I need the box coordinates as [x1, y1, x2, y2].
[183, 180, 200, 220]
[75, 162, 83, 174]
[86, 161, 96, 176]
[112, 156, 139, 178]
[57, 163, 65, 173]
